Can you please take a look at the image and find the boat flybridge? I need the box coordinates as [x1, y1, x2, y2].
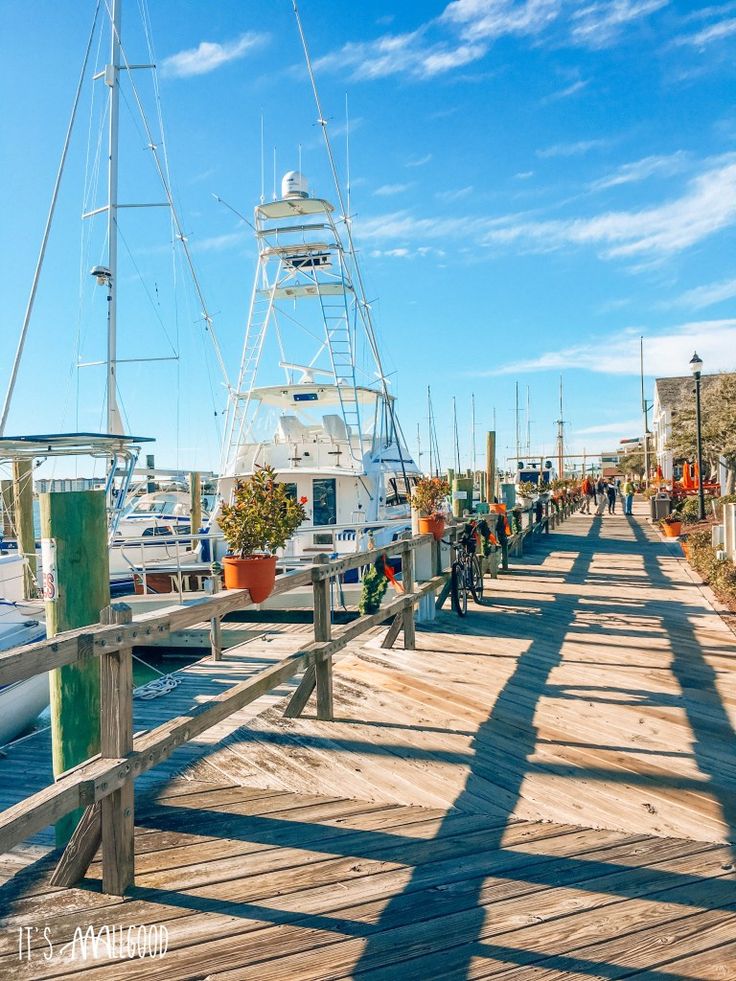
[217, 172, 421, 560]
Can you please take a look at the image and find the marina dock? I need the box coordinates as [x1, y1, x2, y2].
[2, 504, 735, 978]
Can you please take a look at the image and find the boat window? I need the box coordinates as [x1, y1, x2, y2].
[384, 474, 417, 506]
[280, 481, 298, 501]
[312, 478, 336, 526]
[141, 525, 176, 538]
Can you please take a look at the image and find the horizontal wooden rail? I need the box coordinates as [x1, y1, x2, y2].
[0, 507, 580, 890]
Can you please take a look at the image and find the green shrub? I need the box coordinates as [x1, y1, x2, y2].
[676, 496, 704, 524]
[685, 528, 736, 605]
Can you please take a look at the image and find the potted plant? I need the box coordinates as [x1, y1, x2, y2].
[217, 465, 307, 600]
[411, 476, 450, 540]
[660, 513, 682, 538]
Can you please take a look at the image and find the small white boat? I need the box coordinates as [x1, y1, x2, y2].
[0, 554, 47, 747]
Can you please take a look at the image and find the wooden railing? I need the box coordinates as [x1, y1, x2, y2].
[0, 528, 456, 895]
[0, 501, 580, 896]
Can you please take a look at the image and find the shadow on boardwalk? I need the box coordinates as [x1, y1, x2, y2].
[346, 513, 736, 977]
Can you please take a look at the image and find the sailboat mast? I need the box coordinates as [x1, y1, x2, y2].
[515, 382, 520, 468]
[471, 392, 476, 474]
[106, 0, 123, 435]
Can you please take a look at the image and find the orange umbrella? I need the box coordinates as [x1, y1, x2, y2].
[682, 461, 693, 490]
[656, 464, 663, 481]
[693, 459, 700, 488]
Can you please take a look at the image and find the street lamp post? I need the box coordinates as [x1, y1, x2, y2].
[689, 351, 706, 522]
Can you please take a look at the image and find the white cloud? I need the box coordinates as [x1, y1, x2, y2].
[574, 418, 644, 435]
[162, 33, 268, 78]
[356, 157, 736, 263]
[589, 151, 690, 191]
[407, 153, 433, 167]
[436, 186, 475, 202]
[537, 138, 610, 158]
[441, 0, 563, 40]
[477, 319, 736, 377]
[675, 277, 736, 310]
[374, 183, 413, 197]
[484, 157, 736, 259]
[543, 78, 588, 102]
[675, 16, 736, 47]
[570, 0, 669, 47]
[313, 0, 668, 86]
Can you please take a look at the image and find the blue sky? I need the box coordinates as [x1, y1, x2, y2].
[1, 0, 735, 478]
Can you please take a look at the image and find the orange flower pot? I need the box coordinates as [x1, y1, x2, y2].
[661, 521, 682, 538]
[222, 554, 277, 602]
[418, 514, 446, 541]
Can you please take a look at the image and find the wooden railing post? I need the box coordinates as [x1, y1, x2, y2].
[312, 554, 333, 720]
[207, 566, 223, 661]
[99, 603, 134, 895]
[401, 540, 416, 650]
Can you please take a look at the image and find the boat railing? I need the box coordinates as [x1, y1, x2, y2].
[0, 525, 465, 896]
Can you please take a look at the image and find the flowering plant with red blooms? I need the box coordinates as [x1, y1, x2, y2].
[218, 465, 306, 557]
[300, 496, 308, 505]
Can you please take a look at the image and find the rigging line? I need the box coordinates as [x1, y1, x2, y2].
[292, 0, 410, 486]
[211, 194, 257, 232]
[0, 0, 102, 436]
[106, 9, 231, 394]
[115, 221, 179, 355]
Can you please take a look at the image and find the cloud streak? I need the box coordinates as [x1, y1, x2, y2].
[476, 320, 736, 377]
[357, 157, 736, 263]
[162, 33, 268, 78]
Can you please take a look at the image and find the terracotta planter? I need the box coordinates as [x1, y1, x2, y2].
[661, 521, 682, 538]
[418, 514, 446, 541]
[222, 554, 277, 602]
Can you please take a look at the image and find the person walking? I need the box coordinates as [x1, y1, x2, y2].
[622, 476, 635, 515]
[607, 480, 617, 514]
[581, 475, 594, 513]
[595, 479, 607, 516]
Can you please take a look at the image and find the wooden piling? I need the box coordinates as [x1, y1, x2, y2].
[452, 477, 473, 518]
[486, 431, 496, 505]
[189, 471, 202, 539]
[1, 479, 15, 539]
[40, 489, 110, 846]
[12, 460, 37, 599]
[312, 554, 333, 721]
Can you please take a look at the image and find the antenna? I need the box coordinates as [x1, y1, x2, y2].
[416, 422, 422, 470]
[555, 374, 565, 478]
[298, 142, 302, 177]
[452, 396, 461, 472]
[272, 146, 277, 200]
[427, 385, 441, 475]
[471, 392, 477, 473]
[260, 113, 265, 205]
[525, 385, 531, 458]
[640, 335, 650, 485]
[515, 381, 521, 468]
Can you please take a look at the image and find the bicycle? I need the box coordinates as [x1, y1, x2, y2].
[449, 523, 484, 617]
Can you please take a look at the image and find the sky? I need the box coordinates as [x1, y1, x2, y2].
[1, 0, 735, 479]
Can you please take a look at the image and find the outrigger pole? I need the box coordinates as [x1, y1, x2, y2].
[292, 1, 410, 494]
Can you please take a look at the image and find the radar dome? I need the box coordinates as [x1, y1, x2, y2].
[282, 171, 309, 199]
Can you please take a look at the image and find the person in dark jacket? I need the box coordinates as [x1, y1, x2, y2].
[607, 480, 617, 514]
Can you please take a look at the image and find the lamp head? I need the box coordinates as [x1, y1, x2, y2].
[689, 351, 703, 379]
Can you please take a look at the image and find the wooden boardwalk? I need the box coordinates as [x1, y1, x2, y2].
[2, 504, 736, 979]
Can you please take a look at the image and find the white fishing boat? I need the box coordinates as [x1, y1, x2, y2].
[0, 554, 46, 746]
[216, 170, 421, 561]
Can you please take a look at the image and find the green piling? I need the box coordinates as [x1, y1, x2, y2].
[452, 477, 474, 518]
[40, 490, 110, 846]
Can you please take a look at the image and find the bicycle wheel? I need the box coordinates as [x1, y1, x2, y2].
[469, 554, 484, 602]
[451, 560, 468, 616]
